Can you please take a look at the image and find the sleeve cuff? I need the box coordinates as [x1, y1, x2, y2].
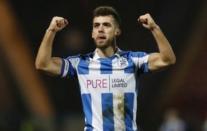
[61, 59, 69, 77]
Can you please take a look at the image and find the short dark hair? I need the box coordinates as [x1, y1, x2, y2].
[93, 6, 121, 27]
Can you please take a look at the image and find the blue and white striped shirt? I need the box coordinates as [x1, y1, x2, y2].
[61, 49, 149, 131]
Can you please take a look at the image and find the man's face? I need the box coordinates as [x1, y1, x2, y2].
[92, 15, 120, 48]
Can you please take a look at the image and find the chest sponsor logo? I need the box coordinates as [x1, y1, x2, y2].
[86, 78, 127, 89]
[111, 78, 127, 88]
[87, 79, 108, 88]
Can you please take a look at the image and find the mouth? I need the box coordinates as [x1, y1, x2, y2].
[97, 35, 106, 41]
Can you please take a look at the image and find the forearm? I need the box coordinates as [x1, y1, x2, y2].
[151, 26, 176, 64]
[35, 29, 56, 69]
[35, 16, 68, 75]
[139, 13, 176, 71]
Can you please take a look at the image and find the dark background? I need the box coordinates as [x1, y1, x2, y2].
[0, 0, 207, 131]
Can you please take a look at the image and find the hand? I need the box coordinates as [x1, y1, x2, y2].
[138, 13, 158, 30]
[48, 16, 68, 32]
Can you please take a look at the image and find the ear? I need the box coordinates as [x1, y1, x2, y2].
[115, 28, 121, 36]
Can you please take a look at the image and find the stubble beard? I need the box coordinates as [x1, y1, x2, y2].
[94, 38, 115, 49]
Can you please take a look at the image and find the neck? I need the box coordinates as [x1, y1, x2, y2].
[96, 44, 117, 58]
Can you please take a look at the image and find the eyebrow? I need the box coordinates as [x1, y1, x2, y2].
[93, 22, 112, 26]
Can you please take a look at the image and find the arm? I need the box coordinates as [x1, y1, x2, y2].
[138, 13, 176, 72]
[35, 16, 68, 75]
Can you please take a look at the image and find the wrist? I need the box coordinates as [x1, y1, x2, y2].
[46, 28, 57, 33]
[150, 24, 160, 31]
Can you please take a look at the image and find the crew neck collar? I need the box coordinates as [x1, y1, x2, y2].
[93, 48, 122, 60]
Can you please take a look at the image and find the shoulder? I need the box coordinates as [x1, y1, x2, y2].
[119, 50, 148, 58]
[65, 52, 93, 59]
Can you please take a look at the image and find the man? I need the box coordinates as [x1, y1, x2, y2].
[35, 6, 176, 131]
[159, 109, 186, 131]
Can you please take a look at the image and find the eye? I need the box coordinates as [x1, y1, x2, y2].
[103, 22, 111, 27]
[93, 23, 100, 28]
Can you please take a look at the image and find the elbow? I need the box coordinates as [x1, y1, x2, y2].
[170, 55, 176, 65]
[35, 62, 43, 70]
[171, 57, 176, 65]
[166, 56, 176, 66]
[161, 54, 176, 67]
[35, 60, 47, 71]
[35, 63, 41, 70]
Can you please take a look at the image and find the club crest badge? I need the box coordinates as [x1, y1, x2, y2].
[118, 57, 128, 67]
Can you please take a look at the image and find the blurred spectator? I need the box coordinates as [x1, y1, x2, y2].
[159, 108, 186, 131]
[203, 117, 207, 131]
[59, 27, 88, 57]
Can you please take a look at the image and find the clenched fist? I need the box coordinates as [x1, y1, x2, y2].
[48, 16, 68, 32]
[138, 13, 158, 30]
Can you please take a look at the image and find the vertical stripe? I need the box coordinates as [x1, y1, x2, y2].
[102, 93, 114, 131]
[138, 55, 149, 68]
[78, 59, 89, 74]
[109, 75, 111, 92]
[113, 93, 125, 131]
[91, 93, 103, 131]
[124, 58, 135, 73]
[68, 60, 76, 77]
[100, 59, 112, 74]
[124, 93, 134, 131]
[81, 94, 93, 131]
[140, 62, 149, 73]
[132, 93, 137, 130]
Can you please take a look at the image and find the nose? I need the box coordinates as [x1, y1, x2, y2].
[98, 25, 104, 33]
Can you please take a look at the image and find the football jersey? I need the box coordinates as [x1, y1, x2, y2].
[61, 49, 149, 131]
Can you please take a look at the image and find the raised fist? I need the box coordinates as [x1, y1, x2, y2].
[48, 16, 68, 32]
[138, 13, 158, 30]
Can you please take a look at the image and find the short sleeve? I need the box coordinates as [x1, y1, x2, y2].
[130, 51, 149, 74]
[60, 56, 80, 78]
